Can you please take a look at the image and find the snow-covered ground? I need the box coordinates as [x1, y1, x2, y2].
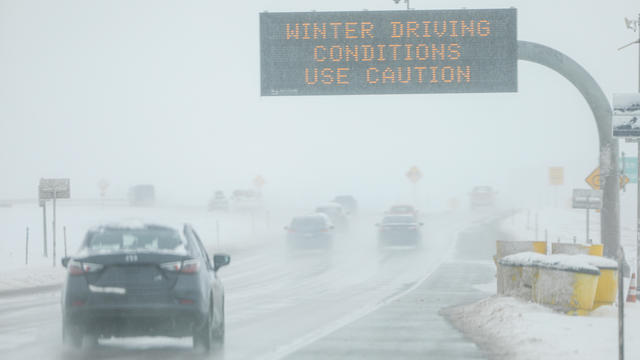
[444, 293, 639, 360]
[442, 203, 640, 360]
[0, 202, 287, 293]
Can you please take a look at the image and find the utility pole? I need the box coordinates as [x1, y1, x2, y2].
[619, 14, 640, 298]
[616, 14, 639, 360]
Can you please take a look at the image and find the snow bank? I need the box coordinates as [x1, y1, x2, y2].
[442, 296, 640, 360]
[499, 252, 608, 275]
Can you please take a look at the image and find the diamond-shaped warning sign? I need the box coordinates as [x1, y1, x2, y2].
[406, 166, 422, 184]
[585, 167, 629, 190]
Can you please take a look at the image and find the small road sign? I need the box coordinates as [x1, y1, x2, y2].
[98, 179, 110, 197]
[253, 175, 266, 189]
[572, 189, 603, 209]
[406, 166, 422, 183]
[585, 167, 629, 190]
[620, 156, 638, 184]
[612, 93, 640, 138]
[549, 167, 564, 185]
[38, 178, 70, 200]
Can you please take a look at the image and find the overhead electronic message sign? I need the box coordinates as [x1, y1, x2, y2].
[260, 8, 517, 96]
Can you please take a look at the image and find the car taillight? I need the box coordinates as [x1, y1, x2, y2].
[68, 260, 84, 275]
[160, 261, 182, 272]
[68, 260, 103, 275]
[160, 260, 200, 274]
[82, 262, 104, 273]
[181, 259, 200, 274]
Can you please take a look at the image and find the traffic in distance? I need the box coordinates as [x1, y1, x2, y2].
[56, 186, 496, 353]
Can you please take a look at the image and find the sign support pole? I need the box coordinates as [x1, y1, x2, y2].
[52, 190, 56, 267]
[637, 12, 640, 299]
[42, 201, 47, 257]
[586, 195, 590, 243]
[619, 256, 624, 360]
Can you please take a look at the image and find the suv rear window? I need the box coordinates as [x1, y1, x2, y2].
[291, 217, 326, 231]
[86, 227, 186, 253]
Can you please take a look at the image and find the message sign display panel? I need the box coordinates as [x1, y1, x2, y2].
[260, 8, 517, 96]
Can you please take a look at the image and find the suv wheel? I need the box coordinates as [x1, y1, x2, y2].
[212, 299, 225, 347]
[62, 318, 83, 349]
[193, 304, 213, 351]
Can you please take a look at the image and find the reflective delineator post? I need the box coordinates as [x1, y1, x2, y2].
[52, 190, 56, 267]
[618, 256, 624, 360]
[63, 226, 67, 258]
[25, 227, 29, 265]
[42, 201, 47, 257]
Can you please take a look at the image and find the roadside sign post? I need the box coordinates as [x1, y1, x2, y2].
[25, 227, 29, 265]
[98, 179, 109, 207]
[41, 200, 47, 257]
[618, 256, 624, 360]
[549, 167, 564, 207]
[38, 178, 70, 267]
[52, 189, 56, 267]
[406, 166, 422, 206]
[572, 189, 603, 243]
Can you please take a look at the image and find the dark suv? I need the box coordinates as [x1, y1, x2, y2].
[60, 222, 230, 351]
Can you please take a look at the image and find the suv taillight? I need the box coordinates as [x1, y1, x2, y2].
[68, 260, 104, 275]
[160, 259, 200, 274]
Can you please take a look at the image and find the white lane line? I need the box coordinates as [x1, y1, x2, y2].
[256, 231, 460, 360]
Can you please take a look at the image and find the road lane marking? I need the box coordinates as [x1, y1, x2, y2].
[257, 234, 459, 360]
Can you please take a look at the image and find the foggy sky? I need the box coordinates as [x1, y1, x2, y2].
[0, 0, 638, 210]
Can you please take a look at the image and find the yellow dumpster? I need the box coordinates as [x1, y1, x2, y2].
[588, 244, 604, 256]
[532, 254, 600, 314]
[574, 255, 618, 306]
[498, 252, 545, 301]
[551, 243, 590, 255]
[496, 240, 547, 261]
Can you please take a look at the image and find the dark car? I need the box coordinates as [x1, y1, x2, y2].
[285, 214, 334, 249]
[387, 204, 419, 217]
[470, 186, 496, 209]
[377, 214, 423, 247]
[315, 203, 349, 231]
[60, 222, 230, 351]
[332, 195, 358, 215]
[128, 185, 156, 207]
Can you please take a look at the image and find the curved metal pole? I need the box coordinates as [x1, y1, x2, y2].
[518, 40, 620, 258]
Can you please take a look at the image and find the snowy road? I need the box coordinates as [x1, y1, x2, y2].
[0, 209, 501, 359]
